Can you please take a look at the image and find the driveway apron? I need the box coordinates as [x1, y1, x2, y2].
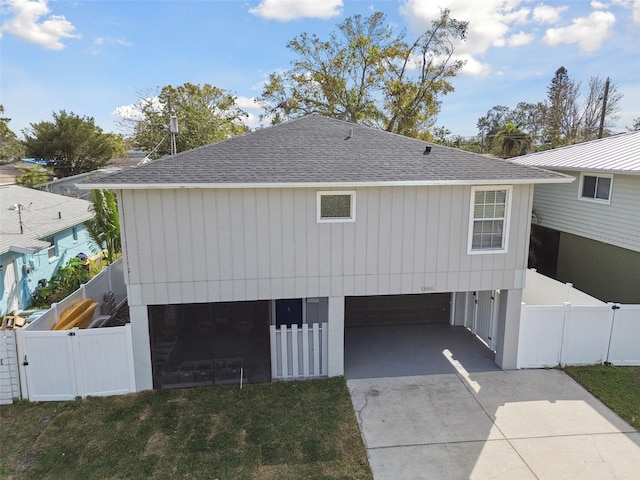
[348, 369, 640, 479]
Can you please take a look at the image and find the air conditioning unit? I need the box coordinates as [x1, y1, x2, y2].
[23, 263, 33, 275]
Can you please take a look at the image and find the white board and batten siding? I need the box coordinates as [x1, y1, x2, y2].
[119, 184, 534, 306]
[533, 171, 640, 252]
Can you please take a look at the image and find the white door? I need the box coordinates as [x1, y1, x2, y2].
[18, 330, 78, 401]
[475, 291, 496, 350]
[2, 258, 20, 313]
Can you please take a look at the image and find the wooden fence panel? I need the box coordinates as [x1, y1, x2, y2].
[271, 322, 328, 380]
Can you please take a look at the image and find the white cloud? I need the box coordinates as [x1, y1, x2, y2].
[0, 0, 80, 50]
[249, 0, 342, 21]
[543, 11, 616, 52]
[90, 36, 133, 55]
[634, 0, 640, 25]
[112, 97, 161, 122]
[508, 31, 534, 46]
[400, 1, 535, 76]
[532, 4, 568, 24]
[591, 0, 608, 9]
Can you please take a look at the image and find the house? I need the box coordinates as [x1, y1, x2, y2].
[81, 115, 571, 391]
[0, 185, 98, 314]
[34, 167, 132, 200]
[512, 131, 640, 303]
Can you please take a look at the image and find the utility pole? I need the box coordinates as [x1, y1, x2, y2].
[168, 92, 178, 155]
[598, 77, 610, 139]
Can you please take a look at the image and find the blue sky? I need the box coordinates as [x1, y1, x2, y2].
[1, 0, 639, 139]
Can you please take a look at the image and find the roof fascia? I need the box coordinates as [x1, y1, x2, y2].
[79, 177, 574, 190]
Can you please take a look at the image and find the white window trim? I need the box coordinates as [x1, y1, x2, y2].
[467, 185, 512, 255]
[578, 172, 613, 205]
[316, 190, 356, 223]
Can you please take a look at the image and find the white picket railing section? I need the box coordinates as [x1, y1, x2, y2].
[517, 270, 640, 368]
[270, 322, 328, 380]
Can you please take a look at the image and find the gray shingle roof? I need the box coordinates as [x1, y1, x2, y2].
[0, 185, 94, 255]
[83, 115, 569, 188]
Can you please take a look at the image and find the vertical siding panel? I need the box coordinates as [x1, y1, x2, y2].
[217, 190, 233, 279]
[342, 221, 356, 277]
[268, 189, 284, 279]
[293, 189, 308, 278]
[447, 187, 463, 274]
[366, 187, 380, 275]
[203, 190, 221, 281]
[306, 192, 320, 278]
[377, 187, 393, 274]
[458, 187, 473, 275]
[389, 187, 404, 274]
[437, 186, 452, 273]
[174, 190, 193, 282]
[354, 189, 368, 275]
[161, 190, 180, 283]
[256, 190, 271, 279]
[330, 225, 343, 276]
[243, 189, 259, 279]
[135, 192, 155, 284]
[281, 189, 295, 278]
[401, 187, 417, 274]
[189, 189, 207, 283]
[229, 190, 246, 281]
[146, 190, 167, 284]
[425, 186, 440, 272]
[413, 187, 429, 289]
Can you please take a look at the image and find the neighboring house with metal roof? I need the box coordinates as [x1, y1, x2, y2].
[0, 185, 99, 314]
[81, 114, 571, 392]
[512, 131, 640, 303]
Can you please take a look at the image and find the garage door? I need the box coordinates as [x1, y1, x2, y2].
[345, 293, 451, 327]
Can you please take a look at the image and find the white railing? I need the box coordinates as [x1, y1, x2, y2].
[517, 270, 640, 368]
[26, 258, 126, 332]
[270, 322, 328, 380]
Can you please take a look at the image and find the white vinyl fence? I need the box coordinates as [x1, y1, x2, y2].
[270, 322, 328, 380]
[517, 270, 640, 368]
[2, 259, 133, 402]
[16, 325, 135, 401]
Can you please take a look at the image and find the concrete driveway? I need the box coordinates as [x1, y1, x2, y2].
[348, 369, 640, 479]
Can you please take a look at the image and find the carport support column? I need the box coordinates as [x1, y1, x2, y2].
[494, 289, 522, 370]
[128, 284, 153, 391]
[327, 296, 345, 377]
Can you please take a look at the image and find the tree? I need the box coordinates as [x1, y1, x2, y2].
[630, 117, 640, 131]
[23, 111, 114, 178]
[85, 189, 121, 264]
[0, 105, 25, 163]
[495, 122, 532, 158]
[15, 166, 50, 187]
[476, 105, 511, 152]
[260, 10, 468, 138]
[545, 66, 580, 147]
[129, 83, 248, 156]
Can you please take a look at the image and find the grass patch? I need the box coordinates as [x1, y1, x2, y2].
[0, 377, 371, 479]
[564, 365, 640, 431]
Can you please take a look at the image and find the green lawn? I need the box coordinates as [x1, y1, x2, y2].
[564, 365, 640, 431]
[0, 377, 372, 480]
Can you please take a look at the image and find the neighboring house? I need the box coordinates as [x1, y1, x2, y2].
[0, 185, 98, 314]
[513, 131, 640, 303]
[82, 115, 570, 391]
[35, 166, 135, 200]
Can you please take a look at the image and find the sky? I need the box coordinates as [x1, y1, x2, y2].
[1, 0, 639, 140]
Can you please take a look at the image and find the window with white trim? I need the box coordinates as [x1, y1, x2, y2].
[468, 186, 511, 254]
[579, 173, 612, 203]
[317, 191, 356, 223]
